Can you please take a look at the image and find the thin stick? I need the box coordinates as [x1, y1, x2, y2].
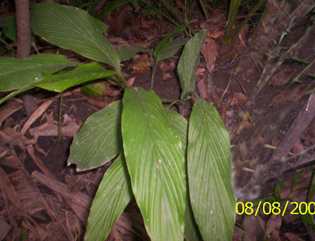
[15, 0, 31, 58]
[150, 62, 158, 89]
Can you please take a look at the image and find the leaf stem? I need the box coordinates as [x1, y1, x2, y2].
[0, 86, 33, 105]
[150, 62, 158, 89]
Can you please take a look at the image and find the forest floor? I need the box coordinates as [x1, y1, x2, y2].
[1, 1, 315, 241]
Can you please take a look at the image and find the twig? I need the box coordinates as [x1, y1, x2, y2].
[150, 62, 158, 89]
[198, 0, 208, 19]
[57, 95, 63, 142]
[271, 93, 315, 162]
[15, 0, 31, 58]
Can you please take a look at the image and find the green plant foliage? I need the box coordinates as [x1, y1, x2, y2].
[122, 88, 186, 241]
[98, 0, 131, 17]
[177, 31, 207, 99]
[187, 99, 235, 241]
[166, 110, 202, 241]
[0, 54, 73, 91]
[184, 202, 203, 241]
[31, 3, 121, 73]
[151, 34, 186, 87]
[84, 155, 132, 241]
[81, 82, 107, 96]
[2, 16, 16, 41]
[68, 101, 122, 170]
[36, 62, 114, 92]
[153, 36, 186, 63]
[166, 109, 187, 147]
[225, 0, 241, 41]
[116, 45, 148, 62]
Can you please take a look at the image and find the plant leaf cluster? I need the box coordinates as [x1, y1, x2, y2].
[0, 3, 236, 241]
[70, 88, 235, 241]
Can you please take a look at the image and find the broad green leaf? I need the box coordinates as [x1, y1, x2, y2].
[166, 110, 202, 241]
[184, 201, 202, 241]
[122, 88, 186, 241]
[116, 45, 147, 62]
[177, 31, 207, 99]
[0, 54, 73, 91]
[188, 99, 235, 241]
[166, 109, 187, 147]
[68, 101, 121, 170]
[154, 36, 186, 63]
[84, 155, 132, 241]
[31, 3, 121, 72]
[36, 62, 114, 92]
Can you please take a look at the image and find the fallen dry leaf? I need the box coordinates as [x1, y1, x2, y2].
[127, 76, 136, 87]
[162, 72, 172, 81]
[0, 217, 11, 240]
[201, 38, 218, 73]
[131, 54, 151, 74]
[238, 25, 249, 47]
[284, 233, 306, 241]
[265, 216, 282, 241]
[197, 77, 209, 100]
[21, 99, 53, 135]
[159, 61, 176, 72]
[0, 100, 22, 126]
[243, 216, 265, 241]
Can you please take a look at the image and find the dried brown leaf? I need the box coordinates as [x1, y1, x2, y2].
[32, 171, 90, 221]
[201, 38, 218, 73]
[0, 217, 11, 240]
[0, 100, 23, 126]
[21, 99, 53, 135]
[265, 216, 282, 241]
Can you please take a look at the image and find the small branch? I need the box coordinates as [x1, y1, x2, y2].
[15, 0, 31, 58]
[271, 94, 315, 162]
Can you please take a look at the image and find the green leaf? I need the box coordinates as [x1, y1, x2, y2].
[84, 155, 132, 241]
[187, 99, 235, 241]
[2, 16, 16, 41]
[166, 110, 202, 241]
[31, 3, 121, 73]
[184, 202, 202, 241]
[116, 45, 147, 62]
[166, 109, 187, 148]
[36, 62, 114, 92]
[154, 36, 186, 63]
[68, 101, 121, 171]
[81, 83, 106, 96]
[98, 0, 130, 17]
[122, 88, 186, 241]
[0, 54, 73, 91]
[177, 31, 207, 99]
